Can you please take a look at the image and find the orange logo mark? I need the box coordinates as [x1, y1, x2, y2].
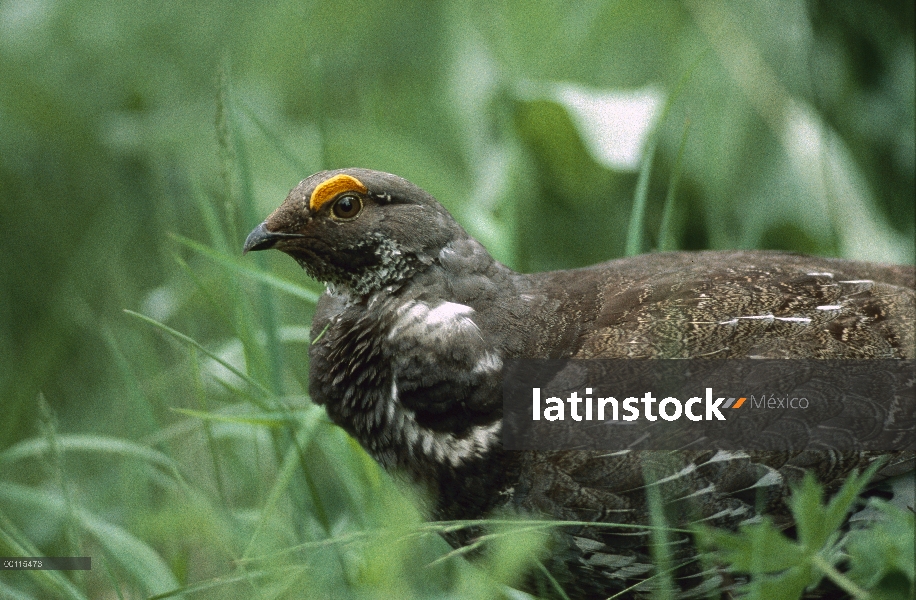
[310, 174, 368, 212]
[731, 397, 746, 409]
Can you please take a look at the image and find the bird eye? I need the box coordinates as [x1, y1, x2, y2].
[331, 194, 362, 220]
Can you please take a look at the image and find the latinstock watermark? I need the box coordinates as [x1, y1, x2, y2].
[503, 359, 914, 452]
[531, 388, 747, 422]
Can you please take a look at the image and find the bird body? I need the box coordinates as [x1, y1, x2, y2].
[244, 168, 915, 598]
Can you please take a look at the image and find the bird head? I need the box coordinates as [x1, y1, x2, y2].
[243, 169, 463, 295]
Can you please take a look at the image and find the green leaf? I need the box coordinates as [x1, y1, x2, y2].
[846, 499, 916, 594]
[819, 461, 884, 543]
[697, 466, 889, 600]
[791, 473, 830, 550]
[698, 519, 805, 572]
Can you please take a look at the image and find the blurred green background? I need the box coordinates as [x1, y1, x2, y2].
[1, 1, 913, 598]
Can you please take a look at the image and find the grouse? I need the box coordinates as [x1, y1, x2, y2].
[243, 168, 915, 598]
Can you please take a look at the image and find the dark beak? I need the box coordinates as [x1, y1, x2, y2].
[243, 222, 305, 254]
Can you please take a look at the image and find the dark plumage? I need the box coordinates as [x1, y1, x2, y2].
[244, 168, 915, 598]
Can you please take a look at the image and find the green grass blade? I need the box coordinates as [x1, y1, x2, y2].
[83, 514, 183, 598]
[99, 324, 160, 433]
[0, 434, 185, 481]
[188, 346, 229, 506]
[626, 51, 708, 256]
[625, 133, 656, 256]
[0, 508, 89, 600]
[189, 176, 231, 254]
[658, 119, 691, 252]
[171, 234, 321, 304]
[170, 406, 302, 428]
[0, 580, 45, 600]
[221, 71, 287, 398]
[37, 395, 84, 590]
[0, 483, 181, 598]
[642, 460, 676, 599]
[169, 249, 234, 328]
[534, 559, 572, 600]
[123, 309, 273, 402]
[216, 66, 276, 398]
[146, 566, 307, 600]
[236, 99, 311, 174]
[241, 411, 322, 559]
